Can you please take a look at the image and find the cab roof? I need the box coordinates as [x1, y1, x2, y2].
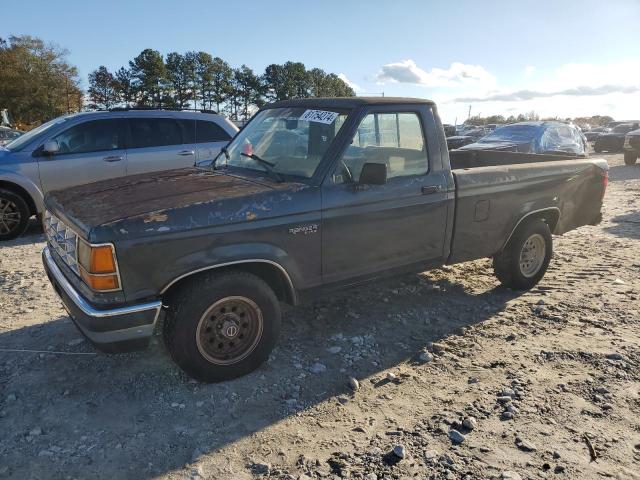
[267, 97, 435, 110]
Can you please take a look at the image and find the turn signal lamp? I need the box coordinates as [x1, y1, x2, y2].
[77, 240, 120, 291]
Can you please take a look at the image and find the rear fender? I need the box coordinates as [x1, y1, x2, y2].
[0, 171, 44, 214]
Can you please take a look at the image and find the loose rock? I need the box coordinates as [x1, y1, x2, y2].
[348, 377, 359, 391]
[309, 363, 327, 374]
[393, 444, 406, 459]
[449, 429, 465, 444]
[463, 417, 477, 431]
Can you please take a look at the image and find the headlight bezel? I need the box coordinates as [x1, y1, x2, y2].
[76, 239, 122, 292]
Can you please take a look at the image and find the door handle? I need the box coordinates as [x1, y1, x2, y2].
[103, 155, 123, 162]
[178, 150, 195, 156]
[421, 185, 441, 195]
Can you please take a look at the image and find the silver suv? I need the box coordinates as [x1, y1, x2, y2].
[0, 109, 238, 240]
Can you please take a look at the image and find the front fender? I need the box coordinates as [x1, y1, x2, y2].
[158, 242, 299, 294]
[115, 234, 306, 304]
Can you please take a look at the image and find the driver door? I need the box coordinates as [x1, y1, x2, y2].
[38, 118, 127, 193]
[321, 108, 449, 284]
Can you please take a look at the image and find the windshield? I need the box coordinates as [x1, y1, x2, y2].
[479, 124, 540, 143]
[219, 107, 348, 179]
[5, 116, 70, 151]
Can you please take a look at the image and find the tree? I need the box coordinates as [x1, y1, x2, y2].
[232, 65, 262, 120]
[194, 52, 215, 109]
[165, 51, 197, 108]
[264, 62, 354, 101]
[0, 35, 82, 125]
[129, 49, 166, 107]
[115, 67, 136, 106]
[324, 73, 355, 97]
[210, 57, 233, 112]
[88, 66, 118, 109]
[263, 63, 286, 101]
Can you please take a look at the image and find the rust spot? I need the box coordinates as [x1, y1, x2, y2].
[143, 213, 168, 223]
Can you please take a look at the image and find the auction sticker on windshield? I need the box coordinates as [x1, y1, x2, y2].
[300, 110, 340, 124]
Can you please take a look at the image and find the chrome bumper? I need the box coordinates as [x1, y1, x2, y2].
[43, 247, 162, 351]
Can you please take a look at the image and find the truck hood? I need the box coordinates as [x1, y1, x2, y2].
[45, 168, 308, 242]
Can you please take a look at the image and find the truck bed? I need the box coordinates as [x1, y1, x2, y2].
[448, 157, 608, 264]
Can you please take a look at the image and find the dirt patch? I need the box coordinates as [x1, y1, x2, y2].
[1, 153, 639, 479]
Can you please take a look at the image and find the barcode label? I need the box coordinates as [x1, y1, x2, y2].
[300, 109, 340, 124]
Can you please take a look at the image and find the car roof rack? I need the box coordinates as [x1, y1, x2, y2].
[106, 106, 218, 114]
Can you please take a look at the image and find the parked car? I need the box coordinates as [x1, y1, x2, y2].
[41, 97, 608, 382]
[623, 129, 640, 165]
[0, 127, 23, 146]
[594, 122, 640, 153]
[0, 109, 238, 240]
[443, 124, 456, 137]
[584, 126, 611, 142]
[457, 121, 588, 156]
[446, 126, 489, 150]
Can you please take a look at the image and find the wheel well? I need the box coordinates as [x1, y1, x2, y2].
[162, 262, 296, 305]
[526, 209, 560, 233]
[502, 208, 560, 250]
[0, 181, 37, 216]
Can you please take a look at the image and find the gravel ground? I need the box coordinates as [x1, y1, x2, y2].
[0, 153, 638, 480]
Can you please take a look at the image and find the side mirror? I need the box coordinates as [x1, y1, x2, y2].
[43, 140, 60, 155]
[359, 162, 387, 185]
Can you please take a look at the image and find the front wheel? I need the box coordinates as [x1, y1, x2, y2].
[0, 189, 30, 241]
[164, 271, 281, 382]
[624, 152, 637, 166]
[493, 219, 553, 290]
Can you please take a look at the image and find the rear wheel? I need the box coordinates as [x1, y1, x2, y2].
[493, 218, 553, 290]
[164, 271, 281, 382]
[0, 189, 30, 241]
[624, 152, 637, 165]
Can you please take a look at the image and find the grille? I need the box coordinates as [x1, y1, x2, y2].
[44, 211, 79, 275]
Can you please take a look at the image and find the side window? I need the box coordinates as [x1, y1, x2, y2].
[177, 119, 196, 143]
[196, 120, 232, 143]
[51, 119, 125, 155]
[335, 112, 427, 183]
[129, 118, 183, 149]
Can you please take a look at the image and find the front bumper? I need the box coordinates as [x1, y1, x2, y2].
[43, 247, 162, 353]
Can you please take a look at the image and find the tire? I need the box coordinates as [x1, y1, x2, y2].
[624, 152, 637, 166]
[0, 188, 30, 241]
[594, 146, 602, 153]
[493, 218, 553, 290]
[164, 270, 281, 382]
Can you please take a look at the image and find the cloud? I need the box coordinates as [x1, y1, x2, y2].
[453, 84, 640, 103]
[524, 65, 536, 77]
[338, 73, 362, 93]
[376, 60, 495, 88]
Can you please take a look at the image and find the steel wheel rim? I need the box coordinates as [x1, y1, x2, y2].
[519, 233, 546, 278]
[0, 197, 21, 235]
[195, 296, 264, 365]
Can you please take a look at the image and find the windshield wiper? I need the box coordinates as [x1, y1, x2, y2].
[240, 152, 284, 183]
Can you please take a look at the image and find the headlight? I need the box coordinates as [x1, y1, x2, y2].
[77, 240, 121, 291]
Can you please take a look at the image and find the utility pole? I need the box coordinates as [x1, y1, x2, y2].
[468, 105, 471, 120]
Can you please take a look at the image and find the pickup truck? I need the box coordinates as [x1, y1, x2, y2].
[41, 97, 608, 382]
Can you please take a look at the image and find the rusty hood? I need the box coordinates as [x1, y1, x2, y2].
[45, 168, 308, 242]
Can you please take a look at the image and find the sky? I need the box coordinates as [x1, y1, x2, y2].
[3, 0, 639, 124]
